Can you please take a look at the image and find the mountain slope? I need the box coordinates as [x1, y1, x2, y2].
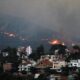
[0, 14, 79, 49]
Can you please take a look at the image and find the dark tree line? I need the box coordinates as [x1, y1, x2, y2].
[0, 44, 80, 62]
[29, 45, 45, 61]
[0, 47, 18, 63]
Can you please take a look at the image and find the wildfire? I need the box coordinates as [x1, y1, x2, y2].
[3, 32, 16, 37]
[49, 39, 61, 45]
[9, 33, 15, 37]
[0, 31, 26, 41]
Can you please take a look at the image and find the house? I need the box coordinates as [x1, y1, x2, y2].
[18, 59, 36, 72]
[18, 63, 31, 72]
[36, 58, 53, 68]
[40, 54, 65, 62]
[52, 60, 67, 69]
[3, 63, 12, 72]
[68, 59, 80, 67]
[39, 55, 66, 69]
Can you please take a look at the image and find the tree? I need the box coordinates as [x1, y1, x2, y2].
[36, 45, 44, 58]
[49, 44, 67, 55]
[29, 45, 45, 61]
[1, 47, 18, 63]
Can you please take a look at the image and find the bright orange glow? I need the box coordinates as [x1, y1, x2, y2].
[49, 39, 61, 45]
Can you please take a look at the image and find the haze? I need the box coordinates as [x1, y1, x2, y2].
[0, 0, 80, 40]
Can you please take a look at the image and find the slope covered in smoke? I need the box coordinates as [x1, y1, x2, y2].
[0, 14, 80, 49]
[0, 14, 62, 48]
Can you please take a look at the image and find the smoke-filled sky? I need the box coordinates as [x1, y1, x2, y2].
[0, 0, 80, 39]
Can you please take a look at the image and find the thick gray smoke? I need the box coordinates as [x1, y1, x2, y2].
[0, 0, 80, 39]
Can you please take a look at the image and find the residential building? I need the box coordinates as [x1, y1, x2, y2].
[68, 59, 80, 67]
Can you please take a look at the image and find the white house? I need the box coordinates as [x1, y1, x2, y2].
[18, 59, 36, 72]
[51, 60, 67, 69]
[40, 55, 61, 61]
[18, 64, 32, 72]
[68, 59, 80, 67]
[2, 52, 9, 57]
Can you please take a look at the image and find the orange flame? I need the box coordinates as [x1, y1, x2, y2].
[49, 39, 61, 45]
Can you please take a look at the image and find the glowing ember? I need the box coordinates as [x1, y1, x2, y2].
[62, 42, 65, 45]
[3, 32, 16, 37]
[9, 33, 15, 37]
[49, 39, 61, 45]
[0, 31, 27, 41]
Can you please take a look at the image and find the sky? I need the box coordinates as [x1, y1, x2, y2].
[0, 0, 80, 41]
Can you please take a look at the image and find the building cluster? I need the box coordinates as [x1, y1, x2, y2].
[0, 44, 80, 75]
